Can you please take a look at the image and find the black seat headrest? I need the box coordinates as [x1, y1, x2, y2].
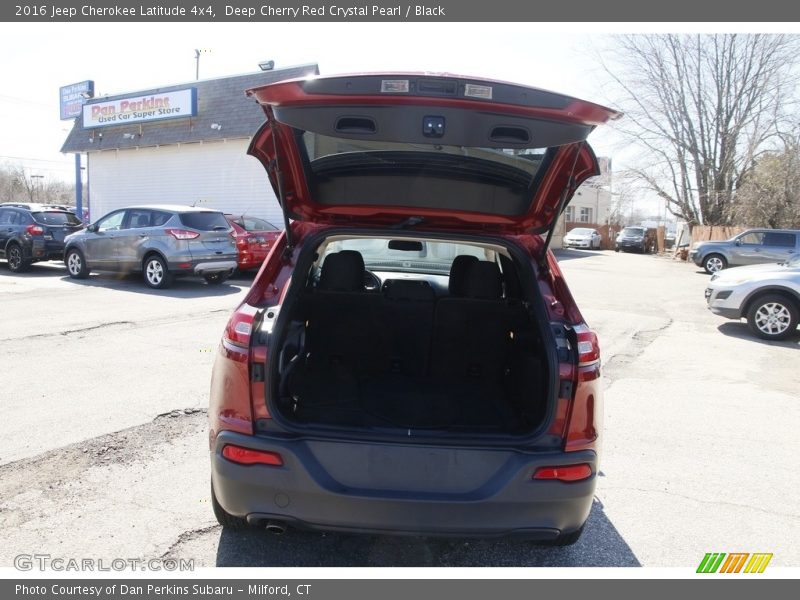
[464, 261, 502, 300]
[448, 255, 479, 296]
[318, 250, 365, 291]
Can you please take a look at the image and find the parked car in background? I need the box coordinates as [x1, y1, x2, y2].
[209, 72, 615, 545]
[63, 205, 237, 289]
[225, 214, 281, 271]
[0, 203, 83, 272]
[705, 254, 800, 340]
[562, 227, 602, 250]
[614, 226, 657, 253]
[691, 228, 800, 274]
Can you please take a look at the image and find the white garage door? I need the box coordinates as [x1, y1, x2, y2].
[86, 139, 284, 227]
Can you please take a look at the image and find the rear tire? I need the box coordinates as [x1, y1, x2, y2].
[211, 482, 248, 530]
[65, 248, 89, 279]
[7, 243, 31, 273]
[204, 272, 229, 285]
[703, 253, 727, 274]
[746, 294, 799, 340]
[143, 254, 173, 289]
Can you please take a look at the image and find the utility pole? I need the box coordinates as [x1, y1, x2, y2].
[195, 49, 210, 80]
[30, 174, 44, 202]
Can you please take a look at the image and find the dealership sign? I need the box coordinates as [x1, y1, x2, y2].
[60, 80, 94, 120]
[82, 88, 197, 128]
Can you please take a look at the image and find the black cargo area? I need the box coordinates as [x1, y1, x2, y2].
[271, 249, 550, 435]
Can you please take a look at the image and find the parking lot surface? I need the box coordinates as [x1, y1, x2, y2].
[0, 252, 797, 568]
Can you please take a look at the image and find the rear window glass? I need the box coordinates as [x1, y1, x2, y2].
[178, 212, 230, 231]
[31, 211, 82, 226]
[235, 216, 279, 232]
[763, 232, 796, 247]
[323, 238, 489, 275]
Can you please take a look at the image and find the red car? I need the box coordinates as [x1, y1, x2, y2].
[225, 215, 281, 271]
[209, 73, 617, 544]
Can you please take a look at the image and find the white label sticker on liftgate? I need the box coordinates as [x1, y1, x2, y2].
[464, 84, 493, 99]
[381, 80, 410, 93]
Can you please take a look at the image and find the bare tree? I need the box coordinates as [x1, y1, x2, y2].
[0, 163, 75, 204]
[598, 34, 800, 225]
[606, 170, 644, 226]
[731, 134, 800, 228]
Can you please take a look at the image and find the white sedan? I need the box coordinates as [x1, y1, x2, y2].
[563, 227, 602, 249]
[705, 254, 800, 340]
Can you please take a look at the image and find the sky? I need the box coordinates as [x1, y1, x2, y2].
[0, 21, 795, 214]
[0, 23, 620, 178]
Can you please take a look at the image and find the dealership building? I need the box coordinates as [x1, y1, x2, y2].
[60, 63, 319, 225]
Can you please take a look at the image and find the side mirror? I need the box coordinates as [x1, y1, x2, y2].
[734, 239, 741, 246]
[87, 224, 98, 233]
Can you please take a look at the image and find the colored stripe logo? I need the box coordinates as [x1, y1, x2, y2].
[697, 553, 773, 573]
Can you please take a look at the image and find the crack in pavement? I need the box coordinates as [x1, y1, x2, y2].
[0, 408, 207, 476]
[0, 320, 135, 342]
[602, 318, 674, 383]
[0, 309, 231, 343]
[157, 525, 221, 560]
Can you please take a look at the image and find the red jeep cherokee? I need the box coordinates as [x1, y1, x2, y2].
[209, 73, 617, 545]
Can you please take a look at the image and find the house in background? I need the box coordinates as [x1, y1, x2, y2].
[553, 156, 612, 247]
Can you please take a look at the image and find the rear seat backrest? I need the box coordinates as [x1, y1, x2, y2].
[304, 250, 387, 373]
[431, 260, 515, 380]
[381, 279, 436, 376]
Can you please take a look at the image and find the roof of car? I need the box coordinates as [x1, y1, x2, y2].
[0, 202, 73, 212]
[117, 204, 226, 213]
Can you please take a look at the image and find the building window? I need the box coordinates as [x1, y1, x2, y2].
[579, 207, 592, 223]
[564, 206, 575, 221]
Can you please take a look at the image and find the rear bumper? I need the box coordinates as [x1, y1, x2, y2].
[193, 260, 237, 275]
[211, 431, 597, 539]
[30, 239, 66, 261]
[616, 240, 644, 250]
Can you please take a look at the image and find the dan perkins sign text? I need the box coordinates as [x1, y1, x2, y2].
[83, 89, 197, 128]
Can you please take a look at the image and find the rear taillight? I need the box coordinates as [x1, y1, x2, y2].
[223, 307, 255, 349]
[563, 323, 601, 452]
[533, 463, 592, 482]
[165, 228, 200, 240]
[573, 324, 600, 365]
[26, 224, 44, 236]
[222, 444, 283, 466]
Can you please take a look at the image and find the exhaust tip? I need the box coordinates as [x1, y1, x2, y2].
[265, 521, 286, 535]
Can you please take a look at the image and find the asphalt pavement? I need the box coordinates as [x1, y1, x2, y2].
[0, 251, 797, 568]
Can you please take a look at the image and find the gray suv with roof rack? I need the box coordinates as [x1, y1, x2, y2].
[63, 204, 237, 289]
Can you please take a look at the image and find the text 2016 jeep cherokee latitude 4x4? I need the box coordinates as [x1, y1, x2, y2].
[209, 73, 619, 545]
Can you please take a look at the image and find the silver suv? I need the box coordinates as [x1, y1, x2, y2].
[690, 228, 800, 274]
[63, 205, 238, 289]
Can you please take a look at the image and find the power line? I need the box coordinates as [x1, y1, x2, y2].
[0, 94, 53, 109]
[0, 154, 75, 165]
